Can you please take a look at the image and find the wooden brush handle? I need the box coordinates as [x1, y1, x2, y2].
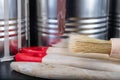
[11, 62, 120, 79]
[69, 34, 111, 54]
[47, 47, 120, 61]
[43, 54, 120, 72]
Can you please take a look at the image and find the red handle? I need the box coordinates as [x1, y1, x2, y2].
[20, 47, 47, 57]
[15, 46, 48, 62]
[15, 53, 43, 62]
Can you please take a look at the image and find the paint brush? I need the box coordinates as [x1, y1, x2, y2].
[68, 34, 120, 58]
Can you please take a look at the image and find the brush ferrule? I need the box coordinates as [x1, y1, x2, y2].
[110, 38, 120, 59]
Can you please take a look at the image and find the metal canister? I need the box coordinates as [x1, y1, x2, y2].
[66, 0, 109, 39]
[36, 0, 109, 46]
[0, 0, 29, 62]
[108, 0, 120, 38]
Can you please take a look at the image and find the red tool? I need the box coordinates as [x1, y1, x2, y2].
[14, 46, 120, 72]
[15, 46, 70, 62]
[15, 46, 48, 62]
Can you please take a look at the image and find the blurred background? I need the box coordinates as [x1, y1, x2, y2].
[1, 0, 120, 61]
[30, 0, 37, 46]
[30, 0, 110, 46]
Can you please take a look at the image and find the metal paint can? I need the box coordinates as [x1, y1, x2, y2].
[109, 0, 120, 38]
[36, 0, 109, 46]
[0, 0, 29, 62]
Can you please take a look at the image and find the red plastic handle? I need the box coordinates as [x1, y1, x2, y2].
[15, 46, 48, 62]
[20, 47, 48, 57]
[15, 53, 43, 62]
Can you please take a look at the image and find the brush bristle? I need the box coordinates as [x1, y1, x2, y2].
[68, 34, 111, 54]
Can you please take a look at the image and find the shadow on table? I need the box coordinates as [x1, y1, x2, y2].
[11, 70, 49, 80]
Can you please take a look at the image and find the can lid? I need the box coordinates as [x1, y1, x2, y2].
[110, 38, 120, 59]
